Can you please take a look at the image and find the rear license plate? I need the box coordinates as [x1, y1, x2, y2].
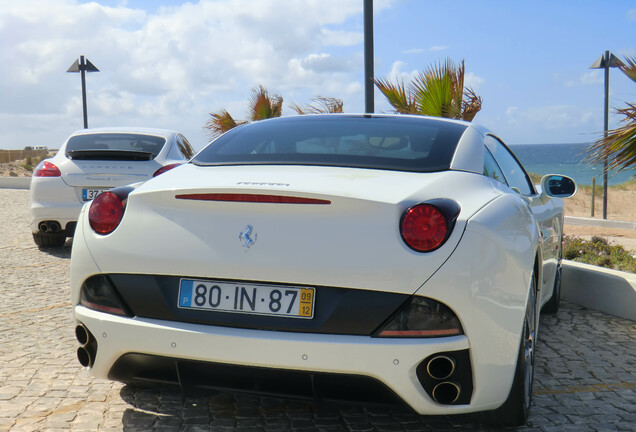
[82, 189, 106, 201]
[178, 279, 315, 319]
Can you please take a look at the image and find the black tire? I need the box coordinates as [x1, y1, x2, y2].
[542, 261, 561, 314]
[481, 272, 537, 427]
[33, 232, 67, 248]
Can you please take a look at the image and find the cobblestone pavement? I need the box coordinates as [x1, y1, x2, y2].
[1, 189, 634, 432]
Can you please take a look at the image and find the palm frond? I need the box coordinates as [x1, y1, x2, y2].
[291, 97, 344, 115]
[619, 56, 636, 83]
[379, 58, 482, 121]
[204, 110, 243, 137]
[585, 102, 636, 171]
[373, 77, 416, 114]
[411, 60, 455, 118]
[249, 86, 283, 121]
[461, 88, 483, 121]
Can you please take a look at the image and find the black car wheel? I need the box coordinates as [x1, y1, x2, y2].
[33, 232, 67, 248]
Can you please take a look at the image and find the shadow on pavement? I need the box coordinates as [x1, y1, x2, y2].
[117, 383, 487, 431]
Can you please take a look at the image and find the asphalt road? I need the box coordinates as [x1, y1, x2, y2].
[1, 188, 634, 431]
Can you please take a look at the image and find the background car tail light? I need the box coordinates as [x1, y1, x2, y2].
[153, 163, 182, 177]
[33, 161, 61, 177]
[88, 186, 133, 235]
[400, 200, 460, 252]
[374, 297, 463, 338]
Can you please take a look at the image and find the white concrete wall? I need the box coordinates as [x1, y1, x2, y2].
[562, 260, 636, 321]
[0, 177, 31, 189]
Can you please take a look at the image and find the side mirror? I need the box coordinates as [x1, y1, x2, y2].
[540, 175, 577, 198]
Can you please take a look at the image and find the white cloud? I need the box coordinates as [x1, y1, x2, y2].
[565, 71, 603, 87]
[386, 61, 418, 82]
[465, 72, 484, 90]
[505, 105, 599, 130]
[429, 45, 448, 52]
[0, 0, 384, 149]
[320, 29, 363, 46]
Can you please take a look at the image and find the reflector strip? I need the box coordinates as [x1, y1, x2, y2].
[80, 299, 127, 316]
[379, 329, 462, 337]
[175, 193, 331, 204]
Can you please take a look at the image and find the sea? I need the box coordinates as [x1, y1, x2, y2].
[509, 143, 635, 187]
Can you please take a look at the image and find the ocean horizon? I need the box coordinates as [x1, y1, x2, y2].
[509, 143, 635, 187]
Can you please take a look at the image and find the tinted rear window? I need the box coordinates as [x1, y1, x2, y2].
[193, 116, 467, 172]
[66, 133, 167, 158]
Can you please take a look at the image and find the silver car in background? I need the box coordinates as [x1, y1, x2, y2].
[30, 127, 195, 247]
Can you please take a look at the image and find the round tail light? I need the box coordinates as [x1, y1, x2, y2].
[401, 204, 448, 252]
[89, 192, 125, 235]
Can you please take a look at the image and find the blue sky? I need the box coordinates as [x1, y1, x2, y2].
[1, 0, 635, 150]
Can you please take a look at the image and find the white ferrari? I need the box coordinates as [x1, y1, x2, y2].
[70, 115, 576, 426]
[30, 127, 195, 247]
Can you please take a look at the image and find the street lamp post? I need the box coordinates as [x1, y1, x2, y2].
[589, 50, 625, 219]
[364, 0, 374, 114]
[67, 55, 99, 129]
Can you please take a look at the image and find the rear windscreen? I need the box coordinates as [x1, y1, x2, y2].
[66, 133, 167, 158]
[193, 116, 467, 172]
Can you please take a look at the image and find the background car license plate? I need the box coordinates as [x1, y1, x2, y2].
[82, 189, 105, 201]
[178, 279, 314, 319]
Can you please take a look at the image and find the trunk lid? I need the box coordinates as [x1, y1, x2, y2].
[86, 164, 496, 295]
[58, 158, 160, 188]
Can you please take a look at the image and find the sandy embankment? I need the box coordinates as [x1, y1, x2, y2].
[563, 183, 636, 252]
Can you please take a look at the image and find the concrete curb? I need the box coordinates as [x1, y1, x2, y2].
[0, 177, 31, 189]
[562, 260, 636, 321]
[565, 216, 636, 230]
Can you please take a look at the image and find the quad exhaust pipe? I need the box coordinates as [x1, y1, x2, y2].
[417, 350, 472, 406]
[426, 355, 461, 405]
[75, 324, 97, 368]
[39, 221, 62, 233]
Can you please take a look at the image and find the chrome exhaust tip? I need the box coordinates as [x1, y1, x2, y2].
[75, 324, 90, 346]
[432, 381, 461, 405]
[77, 346, 94, 368]
[427, 355, 455, 380]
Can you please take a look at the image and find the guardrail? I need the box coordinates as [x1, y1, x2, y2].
[0, 149, 48, 163]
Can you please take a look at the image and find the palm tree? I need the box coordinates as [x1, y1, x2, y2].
[290, 97, 344, 115]
[374, 58, 482, 121]
[205, 86, 283, 138]
[586, 56, 636, 171]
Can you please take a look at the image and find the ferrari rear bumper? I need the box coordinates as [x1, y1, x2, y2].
[74, 305, 488, 414]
